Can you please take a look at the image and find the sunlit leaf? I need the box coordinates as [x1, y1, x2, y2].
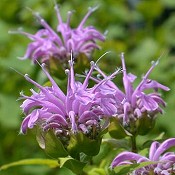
[0, 158, 59, 171]
[0, 157, 86, 175]
[87, 167, 107, 175]
[59, 157, 86, 174]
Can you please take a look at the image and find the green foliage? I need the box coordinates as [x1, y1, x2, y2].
[0, 158, 59, 171]
[36, 131, 69, 158]
[59, 158, 86, 174]
[108, 117, 131, 139]
[103, 138, 130, 150]
[136, 114, 156, 136]
[67, 132, 102, 158]
[0, 157, 86, 175]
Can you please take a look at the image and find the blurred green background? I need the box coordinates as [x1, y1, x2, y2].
[0, 0, 175, 174]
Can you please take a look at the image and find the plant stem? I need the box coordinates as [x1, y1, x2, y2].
[131, 135, 137, 153]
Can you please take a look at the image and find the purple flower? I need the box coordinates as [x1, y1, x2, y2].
[94, 53, 169, 126]
[120, 53, 169, 124]
[20, 57, 110, 143]
[111, 138, 175, 174]
[16, 5, 105, 63]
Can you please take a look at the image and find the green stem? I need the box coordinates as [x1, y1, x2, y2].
[131, 135, 137, 153]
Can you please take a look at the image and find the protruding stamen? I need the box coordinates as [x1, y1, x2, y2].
[95, 51, 111, 65]
[90, 61, 95, 67]
[104, 30, 108, 36]
[121, 52, 126, 74]
[78, 5, 99, 29]
[36, 61, 66, 100]
[8, 27, 23, 34]
[10, 67, 24, 77]
[82, 61, 96, 89]
[67, 11, 73, 25]
[143, 60, 158, 81]
[65, 69, 69, 75]
[30, 9, 63, 46]
[135, 58, 160, 94]
[95, 65, 107, 78]
[9, 29, 38, 41]
[54, 4, 63, 24]
[67, 52, 76, 93]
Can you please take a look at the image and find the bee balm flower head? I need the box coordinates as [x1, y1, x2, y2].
[20, 55, 111, 147]
[15, 5, 105, 64]
[119, 53, 170, 134]
[93, 53, 170, 135]
[111, 138, 175, 174]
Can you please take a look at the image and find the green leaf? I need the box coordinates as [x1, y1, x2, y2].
[113, 161, 157, 175]
[67, 132, 102, 159]
[154, 132, 165, 140]
[108, 118, 131, 139]
[0, 157, 86, 174]
[36, 130, 68, 158]
[59, 157, 86, 175]
[136, 114, 155, 136]
[87, 167, 107, 175]
[0, 158, 59, 171]
[142, 133, 165, 149]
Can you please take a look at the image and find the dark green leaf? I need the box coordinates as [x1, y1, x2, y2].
[67, 132, 102, 159]
[136, 114, 155, 136]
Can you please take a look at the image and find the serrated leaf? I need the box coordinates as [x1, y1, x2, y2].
[113, 161, 157, 175]
[0, 158, 59, 171]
